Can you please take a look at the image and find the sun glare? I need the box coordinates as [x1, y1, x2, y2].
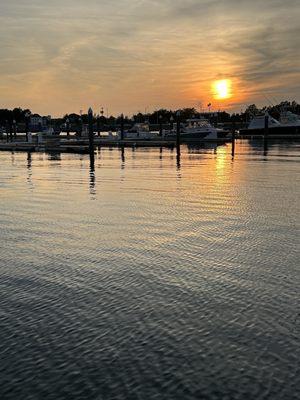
[212, 79, 232, 100]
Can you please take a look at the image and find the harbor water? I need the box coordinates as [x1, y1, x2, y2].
[0, 140, 299, 399]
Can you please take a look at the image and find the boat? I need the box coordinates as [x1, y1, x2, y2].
[166, 118, 229, 142]
[279, 111, 300, 127]
[120, 123, 159, 140]
[239, 113, 299, 136]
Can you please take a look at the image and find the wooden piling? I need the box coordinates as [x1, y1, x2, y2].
[25, 114, 30, 142]
[88, 108, 95, 159]
[231, 133, 235, 158]
[120, 114, 125, 141]
[264, 115, 269, 155]
[175, 112, 181, 167]
[176, 112, 181, 148]
[231, 122, 236, 158]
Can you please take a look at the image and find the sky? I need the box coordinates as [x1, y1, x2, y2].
[0, 0, 299, 116]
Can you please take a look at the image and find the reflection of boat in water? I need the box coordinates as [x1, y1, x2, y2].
[186, 142, 227, 152]
[166, 118, 229, 142]
[121, 123, 159, 140]
[240, 113, 299, 135]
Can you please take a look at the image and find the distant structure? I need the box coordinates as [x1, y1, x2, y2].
[30, 114, 51, 130]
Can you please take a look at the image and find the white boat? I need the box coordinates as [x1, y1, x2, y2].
[279, 111, 300, 127]
[167, 118, 227, 141]
[247, 114, 282, 130]
[121, 123, 159, 140]
[240, 113, 299, 135]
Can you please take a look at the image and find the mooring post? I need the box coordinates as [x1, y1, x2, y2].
[231, 121, 236, 158]
[176, 149, 181, 170]
[264, 114, 269, 154]
[176, 111, 181, 148]
[89, 157, 95, 193]
[231, 131, 236, 158]
[175, 111, 181, 168]
[120, 114, 125, 141]
[88, 108, 95, 159]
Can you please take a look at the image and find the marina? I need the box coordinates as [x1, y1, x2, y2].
[1, 109, 299, 156]
[1, 0, 299, 397]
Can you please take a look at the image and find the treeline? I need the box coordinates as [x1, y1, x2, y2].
[1, 101, 299, 126]
[0, 108, 31, 124]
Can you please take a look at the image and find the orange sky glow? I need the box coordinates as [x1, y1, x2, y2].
[0, 0, 299, 116]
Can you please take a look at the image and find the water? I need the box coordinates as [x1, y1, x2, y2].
[0, 140, 299, 400]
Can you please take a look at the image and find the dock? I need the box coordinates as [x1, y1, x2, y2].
[0, 135, 231, 154]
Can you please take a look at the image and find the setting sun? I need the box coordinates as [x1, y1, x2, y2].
[212, 79, 232, 100]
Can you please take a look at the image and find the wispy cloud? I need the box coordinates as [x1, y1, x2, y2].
[0, 0, 299, 115]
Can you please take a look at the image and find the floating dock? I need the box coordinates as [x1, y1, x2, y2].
[0, 136, 231, 154]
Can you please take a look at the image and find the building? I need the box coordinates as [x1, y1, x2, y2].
[30, 114, 51, 130]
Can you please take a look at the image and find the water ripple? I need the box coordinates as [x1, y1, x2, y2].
[0, 141, 299, 399]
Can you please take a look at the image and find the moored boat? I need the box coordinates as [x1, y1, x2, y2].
[166, 118, 229, 142]
[239, 113, 299, 136]
[120, 123, 159, 140]
[279, 111, 300, 128]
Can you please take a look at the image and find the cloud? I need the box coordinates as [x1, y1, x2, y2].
[0, 0, 299, 115]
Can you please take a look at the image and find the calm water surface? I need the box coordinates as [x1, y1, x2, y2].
[0, 140, 299, 400]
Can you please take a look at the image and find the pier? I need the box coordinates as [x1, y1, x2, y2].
[0, 135, 231, 154]
[0, 136, 179, 153]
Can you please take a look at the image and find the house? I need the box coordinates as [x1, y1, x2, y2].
[30, 114, 51, 129]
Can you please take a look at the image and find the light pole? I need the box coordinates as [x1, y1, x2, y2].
[97, 114, 100, 136]
[100, 107, 104, 136]
[13, 119, 17, 141]
[159, 115, 163, 137]
[25, 112, 31, 142]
